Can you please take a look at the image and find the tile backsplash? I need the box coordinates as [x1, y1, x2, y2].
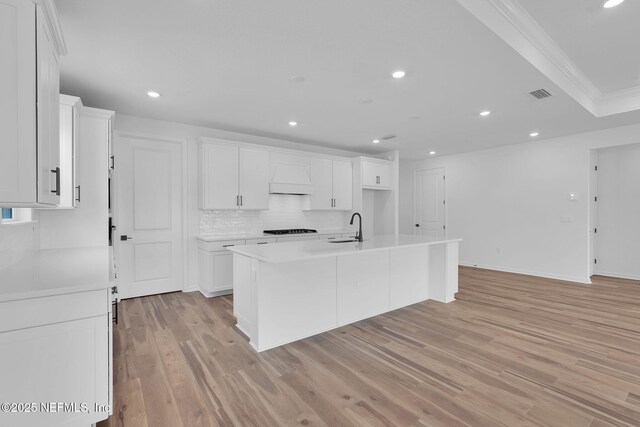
[200, 194, 352, 236]
[0, 222, 39, 269]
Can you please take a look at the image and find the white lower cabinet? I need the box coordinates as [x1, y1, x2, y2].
[198, 239, 245, 295]
[0, 289, 111, 427]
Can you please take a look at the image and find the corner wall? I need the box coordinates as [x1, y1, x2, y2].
[400, 123, 640, 283]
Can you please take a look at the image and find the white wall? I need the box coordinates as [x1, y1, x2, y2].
[0, 221, 39, 269]
[114, 114, 365, 291]
[595, 143, 640, 280]
[400, 123, 640, 284]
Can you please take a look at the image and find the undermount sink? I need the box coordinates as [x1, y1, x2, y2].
[328, 239, 360, 243]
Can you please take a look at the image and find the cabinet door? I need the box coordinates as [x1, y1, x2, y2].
[376, 163, 391, 188]
[58, 103, 75, 208]
[0, 316, 109, 426]
[36, 5, 60, 205]
[200, 143, 239, 209]
[212, 252, 234, 292]
[239, 147, 269, 210]
[0, 0, 36, 204]
[309, 158, 334, 210]
[332, 160, 353, 210]
[361, 161, 378, 187]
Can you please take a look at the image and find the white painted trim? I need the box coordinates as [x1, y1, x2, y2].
[198, 136, 357, 162]
[455, 0, 640, 117]
[37, 0, 67, 56]
[199, 289, 233, 298]
[593, 271, 640, 281]
[459, 262, 592, 284]
[80, 107, 115, 120]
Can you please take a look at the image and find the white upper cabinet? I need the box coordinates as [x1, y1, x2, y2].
[200, 143, 239, 210]
[332, 160, 353, 210]
[309, 158, 353, 210]
[199, 141, 269, 210]
[58, 95, 82, 208]
[239, 147, 270, 210]
[361, 158, 392, 190]
[0, 0, 66, 207]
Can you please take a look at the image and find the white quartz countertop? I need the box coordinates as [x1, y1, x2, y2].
[228, 234, 462, 263]
[197, 228, 357, 242]
[0, 246, 114, 303]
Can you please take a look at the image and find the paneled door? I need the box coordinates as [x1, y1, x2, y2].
[116, 135, 183, 298]
[414, 168, 445, 238]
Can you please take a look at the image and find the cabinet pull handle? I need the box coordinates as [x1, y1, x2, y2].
[51, 167, 60, 195]
[376, 175, 380, 184]
[110, 155, 115, 169]
[257, 242, 268, 245]
[222, 244, 235, 248]
[236, 195, 239, 206]
[75, 185, 81, 202]
[240, 195, 243, 206]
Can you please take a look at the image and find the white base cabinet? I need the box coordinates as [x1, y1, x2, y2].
[0, 289, 111, 427]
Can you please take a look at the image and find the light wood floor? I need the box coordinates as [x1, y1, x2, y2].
[98, 267, 640, 427]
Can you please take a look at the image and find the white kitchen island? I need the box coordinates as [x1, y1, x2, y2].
[229, 234, 461, 352]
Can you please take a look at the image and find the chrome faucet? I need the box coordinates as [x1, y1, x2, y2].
[349, 212, 363, 242]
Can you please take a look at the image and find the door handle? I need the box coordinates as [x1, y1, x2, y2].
[415, 224, 420, 227]
[75, 185, 81, 202]
[51, 167, 60, 195]
[120, 235, 133, 241]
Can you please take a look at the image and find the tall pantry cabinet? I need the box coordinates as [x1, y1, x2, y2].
[0, 0, 66, 207]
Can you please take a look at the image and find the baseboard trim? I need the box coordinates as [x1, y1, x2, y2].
[459, 262, 592, 285]
[593, 270, 640, 281]
[199, 289, 233, 298]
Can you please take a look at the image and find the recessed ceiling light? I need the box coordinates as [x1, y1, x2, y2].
[372, 139, 380, 144]
[288, 121, 298, 127]
[147, 91, 160, 98]
[290, 75, 305, 83]
[429, 151, 436, 155]
[391, 70, 406, 79]
[603, 0, 624, 8]
[480, 110, 491, 116]
[529, 132, 539, 137]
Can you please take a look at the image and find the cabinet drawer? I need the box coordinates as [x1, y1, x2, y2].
[198, 239, 246, 252]
[245, 237, 277, 245]
[0, 289, 109, 333]
[320, 233, 343, 240]
[276, 235, 319, 243]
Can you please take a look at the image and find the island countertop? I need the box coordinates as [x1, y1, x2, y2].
[0, 246, 114, 303]
[228, 234, 462, 263]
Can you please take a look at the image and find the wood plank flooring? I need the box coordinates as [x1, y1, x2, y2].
[98, 267, 640, 427]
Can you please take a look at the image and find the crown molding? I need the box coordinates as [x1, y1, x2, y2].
[456, 0, 640, 117]
[37, 0, 68, 56]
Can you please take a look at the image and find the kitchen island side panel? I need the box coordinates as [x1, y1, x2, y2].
[257, 257, 337, 351]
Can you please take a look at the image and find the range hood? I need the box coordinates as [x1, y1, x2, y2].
[269, 162, 314, 195]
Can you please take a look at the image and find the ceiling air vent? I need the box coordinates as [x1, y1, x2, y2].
[381, 134, 397, 141]
[529, 88, 552, 100]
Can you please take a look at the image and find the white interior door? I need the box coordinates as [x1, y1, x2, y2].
[414, 168, 445, 238]
[117, 135, 183, 299]
[589, 151, 597, 277]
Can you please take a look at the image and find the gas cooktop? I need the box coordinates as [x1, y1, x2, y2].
[263, 229, 318, 235]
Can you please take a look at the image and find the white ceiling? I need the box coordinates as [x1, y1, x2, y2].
[520, 0, 640, 94]
[54, 0, 640, 159]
